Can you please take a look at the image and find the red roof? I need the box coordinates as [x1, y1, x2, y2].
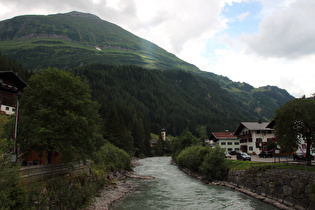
[210, 132, 237, 140]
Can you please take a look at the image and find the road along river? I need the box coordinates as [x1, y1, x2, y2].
[113, 157, 278, 210]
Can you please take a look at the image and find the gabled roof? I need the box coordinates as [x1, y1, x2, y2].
[266, 119, 276, 129]
[210, 132, 237, 141]
[0, 71, 27, 92]
[234, 121, 273, 135]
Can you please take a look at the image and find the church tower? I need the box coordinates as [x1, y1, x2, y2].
[161, 128, 166, 141]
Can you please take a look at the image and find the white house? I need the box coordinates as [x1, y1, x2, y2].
[0, 104, 16, 115]
[209, 131, 240, 153]
[234, 121, 275, 155]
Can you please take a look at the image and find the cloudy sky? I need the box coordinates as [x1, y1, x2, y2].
[0, 0, 314, 97]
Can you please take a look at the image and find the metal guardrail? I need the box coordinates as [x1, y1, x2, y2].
[19, 161, 91, 182]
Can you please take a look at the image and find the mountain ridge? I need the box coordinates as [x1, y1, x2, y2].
[0, 11, 295, 131]
[0, 11, 200, 72]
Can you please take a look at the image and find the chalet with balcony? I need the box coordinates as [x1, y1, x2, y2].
[0, 71, 27, 115]
[234, 121, 275, 155]
[209, 131, 239, 153]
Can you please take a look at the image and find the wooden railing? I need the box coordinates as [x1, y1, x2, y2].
[19, 161, 91, 182]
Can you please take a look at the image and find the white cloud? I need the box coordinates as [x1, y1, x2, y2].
[238, 11, 249, 21]
[246, 0, 315, 59]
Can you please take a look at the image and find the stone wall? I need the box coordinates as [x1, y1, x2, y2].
[226, 169, 315, 210]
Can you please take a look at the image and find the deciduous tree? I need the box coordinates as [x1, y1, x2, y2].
[18, 68, 101, 163]
[274, 96, 315, 164]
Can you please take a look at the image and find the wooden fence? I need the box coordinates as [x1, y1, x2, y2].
[19, 161, 91, 182]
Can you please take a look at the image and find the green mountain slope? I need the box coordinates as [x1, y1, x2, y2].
[0, 11, 295, 131]
[199, 71, 294, 120]
[0, 11, 199, 72]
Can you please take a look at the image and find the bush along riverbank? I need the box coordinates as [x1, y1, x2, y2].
[0, 140, 135, 209]
[172, 145, 315, 210]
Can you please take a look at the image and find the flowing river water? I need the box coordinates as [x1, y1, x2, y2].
[113, 157, 278, 210]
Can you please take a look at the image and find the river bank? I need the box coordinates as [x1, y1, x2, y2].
[87, 158, 296, 209]
[85, 170, 155, 210]
[179, 167, 309, 210]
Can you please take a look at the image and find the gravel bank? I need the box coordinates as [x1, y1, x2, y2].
[85, 171, 155, 210]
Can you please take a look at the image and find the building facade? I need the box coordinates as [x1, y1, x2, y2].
[209, 131, 240, 153]
[234, 121, 275, 155]
[0, 104, 16, 115]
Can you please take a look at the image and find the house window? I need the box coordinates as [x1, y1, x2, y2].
[240, 139, 247, 143]
[221, 142, 226, 145]
[228, 148, 232, 151]
[5, 107, 9, 110]
[267, 130, 272, 134]
[248, 138, 252, 142]
[249, 146, 253, 151]
[257, 130, 261, 134]
[234, 142, 239, 145]
[228, 142, 232, 145]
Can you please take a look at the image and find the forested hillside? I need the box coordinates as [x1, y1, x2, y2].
[75, 64, 262, 136]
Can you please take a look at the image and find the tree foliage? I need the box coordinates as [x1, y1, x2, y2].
[92, 141, 131, 172]
[18, 68, 101, 163]
[199, 145, 229, 180]
[0, 155, 28, 209]
[0, 50, 32, 81]
[172, 128, 197, 159]
[274, 96, 315, 162]
[177, 145, 211, 172]
[176, 144, 229, 181]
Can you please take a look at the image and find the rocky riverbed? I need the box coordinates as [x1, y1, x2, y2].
[85, 171, 155, 210]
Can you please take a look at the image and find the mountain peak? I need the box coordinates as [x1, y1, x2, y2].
[62, 11, 100, 19]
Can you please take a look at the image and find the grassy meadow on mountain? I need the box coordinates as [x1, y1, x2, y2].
[0, 11, 199, 72]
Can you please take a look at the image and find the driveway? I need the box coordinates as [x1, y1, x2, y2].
[230, 154, 315, 164]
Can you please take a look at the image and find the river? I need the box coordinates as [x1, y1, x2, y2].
[113, 157, 278, 210]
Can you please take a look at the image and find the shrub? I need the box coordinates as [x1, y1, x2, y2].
[177, 145, 211, 172]
[0, 156, 28, 209]
[199, 145, 229, 181]
[92, 141, 132, 173]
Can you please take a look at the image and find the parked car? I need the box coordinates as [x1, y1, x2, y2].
[225, 152, 232, 159]
[259, 151, 273, 158]
[237, 153, 251, 161]
[229, 151, 240, 155]
[293, 152, 314, 161]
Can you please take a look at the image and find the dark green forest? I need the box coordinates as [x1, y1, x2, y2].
[75, 64, 259, 137]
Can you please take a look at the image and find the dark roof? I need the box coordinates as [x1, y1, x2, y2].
[0, 71, 27, 92]
[234, 122, 273, 135]
[266, 119, 276, 129]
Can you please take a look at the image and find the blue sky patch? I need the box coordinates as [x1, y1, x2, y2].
[222, 0, 262, 37]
